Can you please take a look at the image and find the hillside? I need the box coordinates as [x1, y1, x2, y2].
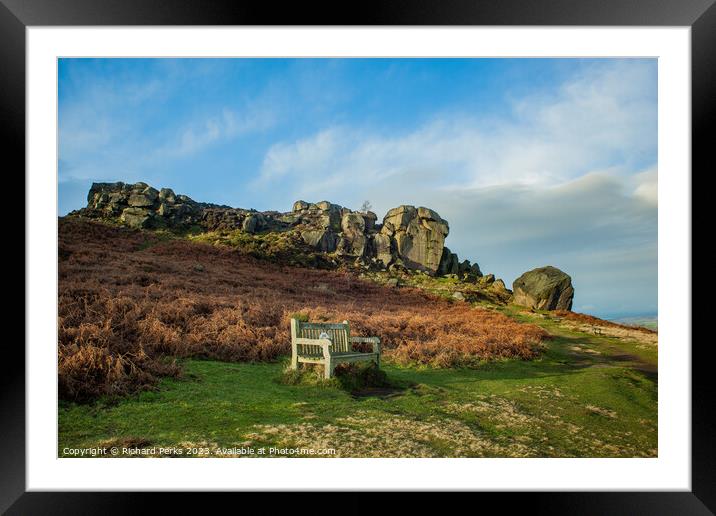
[58, 216, 658, 458]
[59, 179, 658, 402]
[58, 217, 548, 401]
[58, 205, 658, 459]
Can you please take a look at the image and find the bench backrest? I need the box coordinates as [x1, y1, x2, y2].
[291, 319, 351, 354]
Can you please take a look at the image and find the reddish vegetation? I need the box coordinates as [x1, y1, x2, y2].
[58, 218, 548, 401]
[552, 310, 657, 334]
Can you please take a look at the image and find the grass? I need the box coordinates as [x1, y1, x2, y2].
[58, 320, 657, 458]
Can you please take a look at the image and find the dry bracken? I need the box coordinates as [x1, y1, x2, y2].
[59, 218, 548, 401]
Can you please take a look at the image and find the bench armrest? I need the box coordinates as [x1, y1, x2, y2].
[350, 336, 381, 354]
[294, 337, 332, 359]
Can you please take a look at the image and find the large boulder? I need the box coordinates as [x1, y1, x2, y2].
[512, 266, 574, 311]
[381, 205, 449, 273]
[301, 229, 338, 253]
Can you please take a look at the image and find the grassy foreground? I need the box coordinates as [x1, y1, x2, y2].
[58, 312, 657, 458]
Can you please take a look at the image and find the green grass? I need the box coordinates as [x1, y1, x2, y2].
[58, 319, 657, 458]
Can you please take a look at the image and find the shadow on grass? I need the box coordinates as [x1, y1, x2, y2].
[276, 361, 413, 399]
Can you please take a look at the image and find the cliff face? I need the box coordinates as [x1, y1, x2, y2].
[78, 181, 482, 278]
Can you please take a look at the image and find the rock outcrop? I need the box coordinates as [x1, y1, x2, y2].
[86, 181, 209, 229]
[512, 266, 574, 311]
[75, 181, 485, 279]
[380, 206, 449, 273]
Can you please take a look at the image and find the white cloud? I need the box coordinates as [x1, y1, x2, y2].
[632, 166, 658, 205]
[255, 60, 656, 204]
[155, 107, 276, 159]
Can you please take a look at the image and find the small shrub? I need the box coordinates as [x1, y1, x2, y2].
[277, 364, 340, 388]
[277, 362, 391, 393]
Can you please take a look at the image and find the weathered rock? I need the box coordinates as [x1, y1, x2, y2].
[458, 259, 472, 276]
[202, 208, 243, 231]
[382, 205, 449, 273]
[88, 182, 124, 204]
[386, 278, 400, 288]
[437, 248, 451, 275]
[278, 213, 301, 226]
[362, 211, 378, 232]
[171, 203, 198, 223]
[438, 247, 461, 276]
[341, 212, 365, 234]
[242, 214, 258, 233]
[128, 188, 157, 208]
[417, 207, 441, 221]
[339, 212, 367, 256]
[159, 188, 176, 204]
[383, 205, 417, 232]
[121, 207, 153, 229]
[469, 263, 483, 278]
[488, 278, 513, 304]
[512, 266, 574, 311]
[452, 291, 466, 301]
[319, 211, 341, 232]
[157, 202, 171, 217]
[492, 279, 507, 291]
[301, 229, 338, 253]
[374, 233, 393, 266]
[293, 200, 309, 212]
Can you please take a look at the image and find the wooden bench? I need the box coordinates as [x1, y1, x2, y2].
[290, 318, 381, 379]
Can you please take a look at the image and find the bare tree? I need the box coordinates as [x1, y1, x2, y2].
[360, 200, 373, 213]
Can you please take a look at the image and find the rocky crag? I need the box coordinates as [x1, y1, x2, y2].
[74, 181, 574, 309]
[78, 181, 482, 278]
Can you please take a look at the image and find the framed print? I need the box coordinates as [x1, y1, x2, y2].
[5, 0, 711, 512]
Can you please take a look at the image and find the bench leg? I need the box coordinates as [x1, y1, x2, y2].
[291, 354, 298, 370]
[324, 360, 334, 379]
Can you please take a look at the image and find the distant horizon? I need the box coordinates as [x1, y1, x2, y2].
[58, 58, 657, 317]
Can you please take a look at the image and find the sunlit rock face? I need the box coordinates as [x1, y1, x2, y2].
[380, 205, 450, 273]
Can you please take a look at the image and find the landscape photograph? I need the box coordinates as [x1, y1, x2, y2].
[58, 57, 658, 458]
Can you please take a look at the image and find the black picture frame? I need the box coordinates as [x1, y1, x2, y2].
[4, 0, 709, 513]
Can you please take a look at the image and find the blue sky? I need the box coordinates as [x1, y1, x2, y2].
[58, 58, 657, 318]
